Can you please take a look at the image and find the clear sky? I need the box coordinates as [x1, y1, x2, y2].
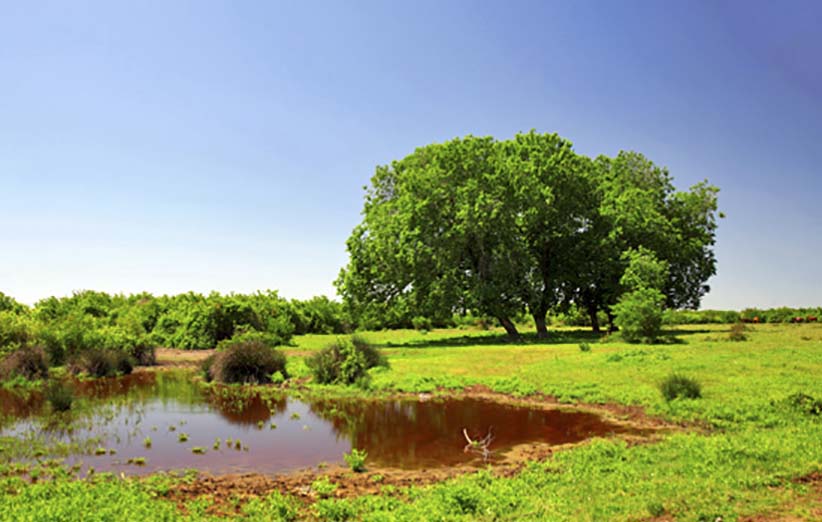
[1, 0, 820, 309]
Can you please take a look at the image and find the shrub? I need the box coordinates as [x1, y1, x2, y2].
[201, 354, 216, 382]
[343, 448, 367, 472]
[307, 336, 388, 385]
[728, 322, 747, 342]
[784, 392, 822, 417]
[612, 288, 665, 343]
[0, 346, 49, 381]
[208, 340, 288, 384]
[68, 349, 133, 378]
[111, 351, 135, 375]
[578, 342, 591, 352]
[411, 316, 432, 332]
[660, 373, 702, 401]
[45, 381, 74, 412]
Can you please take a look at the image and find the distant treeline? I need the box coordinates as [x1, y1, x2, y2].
[664, 307, 822, 325]
[2, 290, 820, 360]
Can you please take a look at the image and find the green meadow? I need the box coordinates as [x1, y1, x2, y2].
[2, 322, 821, 521]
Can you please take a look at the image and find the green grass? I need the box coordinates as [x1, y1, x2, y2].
[1, 323, 821, 520]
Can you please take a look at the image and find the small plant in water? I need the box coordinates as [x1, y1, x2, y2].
[257, 420, 264, 429]
[178, 433, 189, 443]
[143, 437, 152, 448]
[191, 447, 206, 454]
[660, 373, 702, 401]
[45, 380, 74, 412]
[213, 438, 221, 450]
[234, 439, 242, 450]
[94, 447, 107, 456]
[127, 457, 147, 466]
[269, 423, 277, 430]
[311, 476, 337, 499]
[168, 425, 176, 432]
[343, 448, 368, 472]
[290, 412, 301, 420]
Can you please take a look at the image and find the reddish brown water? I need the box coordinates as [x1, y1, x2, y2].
[0, 373, 639, 475]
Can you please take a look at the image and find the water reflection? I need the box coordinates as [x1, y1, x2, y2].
[0, 372, 640, 475]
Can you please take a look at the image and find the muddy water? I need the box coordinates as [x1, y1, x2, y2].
[0, 373, 639, 475]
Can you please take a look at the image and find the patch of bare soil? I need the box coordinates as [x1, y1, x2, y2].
[154, 348, 214, 368]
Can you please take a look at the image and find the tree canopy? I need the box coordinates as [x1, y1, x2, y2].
[336, 131, 720, 338]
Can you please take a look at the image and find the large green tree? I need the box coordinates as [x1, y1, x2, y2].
[338, 135, 720, 337]
[337, 136, 526, 337]
[572, 152, 720, 331]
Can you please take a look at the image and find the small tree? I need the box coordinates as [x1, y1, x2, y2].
[613, 248, 668, 342]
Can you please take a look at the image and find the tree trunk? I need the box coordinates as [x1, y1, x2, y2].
[607, 310, 618, 332]
[498, 317, 520, 340]
[534, 314, 549, 338]
[587, 304, 600, 333]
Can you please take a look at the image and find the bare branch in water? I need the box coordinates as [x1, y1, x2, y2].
[463, 427, 494, 462]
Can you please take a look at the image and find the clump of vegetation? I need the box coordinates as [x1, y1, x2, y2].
[178, 433, 189, 443]
[0, 345, 49, 381]
[727, 322, 747, 342]
[207, 340, 288, 384]
[67, 349, 134, 378]
[578, 342, 591, 352]
[782, 392, 822, 417]
[660, 373, 702, 401]
[143, 437, 152, 448]
[126, 457, 147, 466]
[343, 448, 367, 472]
[191, 447, 206, 454]
[306, 336, 388, 385]
[311, 476, 338, 499]
[44, 380, 74, 412]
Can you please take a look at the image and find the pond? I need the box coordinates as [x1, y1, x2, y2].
[0, 372, 641, 475]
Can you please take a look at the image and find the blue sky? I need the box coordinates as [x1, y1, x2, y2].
[1, 0, 820, 309]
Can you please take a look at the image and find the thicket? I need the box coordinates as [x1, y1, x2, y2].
[0, 290, 358, 370]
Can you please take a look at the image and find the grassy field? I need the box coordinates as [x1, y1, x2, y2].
[2, 323, 821, 520]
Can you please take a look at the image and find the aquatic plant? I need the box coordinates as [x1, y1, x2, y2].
[143, 437, 152, 448]
[44, 380, 74, 412]
[191, 447, 205, 454]
[178, 433, 189, 443]
[343, 448, 367, 472]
